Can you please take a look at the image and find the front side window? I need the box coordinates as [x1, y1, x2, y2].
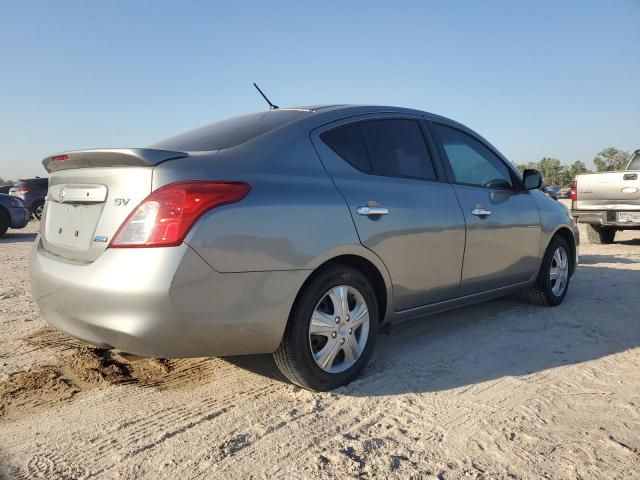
[628, 151, 640, 170]
[321, 119, 437, 180]
[433, 124, 513, 189]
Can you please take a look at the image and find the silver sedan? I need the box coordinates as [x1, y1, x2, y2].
[29, 105, 578, 390]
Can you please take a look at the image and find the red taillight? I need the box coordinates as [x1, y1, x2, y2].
[570, 180, 577, 201]
[52, 154, 69, 162]
[109, 181, 250, 248]
[12, 187, 31, 195]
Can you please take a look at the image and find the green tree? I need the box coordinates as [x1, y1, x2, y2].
[567, 161, 588, 182]
[537, 157, 563, 186]
[513, 161, 538, 174]
[513, 159, 589, 187]
[593, 147, 629, 172]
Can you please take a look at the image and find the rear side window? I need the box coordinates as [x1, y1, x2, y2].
[151, 110, 311, 151]
[628, 152, 640, 170]
[433, 124, 513, 189]
[320, 124, 371, 172]
[321, 119, 437, 180]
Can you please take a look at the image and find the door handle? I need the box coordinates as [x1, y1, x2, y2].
[623, 173, 637, 180]
[471, 208, 492, 217]
[356, 206, 389, 216]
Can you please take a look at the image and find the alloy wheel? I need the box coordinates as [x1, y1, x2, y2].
[550, 246, 569, 297]
[308, 285, 370, 374]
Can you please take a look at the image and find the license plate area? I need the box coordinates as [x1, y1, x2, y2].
[45, 202, 104, 250]
[616, 211, 640, 223]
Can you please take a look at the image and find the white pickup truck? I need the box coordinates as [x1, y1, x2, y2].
[571, 149, 640, 244]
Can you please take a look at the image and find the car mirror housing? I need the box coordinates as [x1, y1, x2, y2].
[523, 169, 543, 190]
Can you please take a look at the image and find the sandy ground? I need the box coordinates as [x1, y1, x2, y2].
[0, 214, 639, 479]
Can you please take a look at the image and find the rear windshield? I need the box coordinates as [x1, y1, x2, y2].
[150, 110, 311, 151]
[628, 151, 640, 170]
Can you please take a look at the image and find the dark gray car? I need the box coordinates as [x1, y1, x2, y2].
[10, 177, 48, 219]
[0, 193, 30, 236]
[30, 105, 579, 390]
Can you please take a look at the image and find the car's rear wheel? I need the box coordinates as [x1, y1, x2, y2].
[0, 209, 9, 237]
[526, 235, 571, 307]
[32, 202, 44, 221]
[274, 265, 378, 391]
[586, 224, 615, 244]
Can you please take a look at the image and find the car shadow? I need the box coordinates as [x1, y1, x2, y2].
[579, 254, 637, 264]
[227, 263, 640, 396]
[616, 238, 640, 246]
[224, 354, 288, 383]
[0, 231, 37, 243]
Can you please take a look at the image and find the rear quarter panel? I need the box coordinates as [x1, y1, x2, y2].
[153, 125, 382, 274]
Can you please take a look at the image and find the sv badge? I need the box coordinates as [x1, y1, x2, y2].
[114, 198, 131, 206]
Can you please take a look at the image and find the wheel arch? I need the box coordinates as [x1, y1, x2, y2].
[0, 205, 10, 235]
[292, 254, 390, 325]
[550, 226, 577, 276]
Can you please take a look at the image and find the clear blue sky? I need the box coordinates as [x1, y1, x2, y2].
[1, 0, 638, 180]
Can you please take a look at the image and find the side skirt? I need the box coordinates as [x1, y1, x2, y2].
[386, 280, 534, 325]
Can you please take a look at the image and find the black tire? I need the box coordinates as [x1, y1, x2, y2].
[0, 209, 9, 237]
[32, 201, 45, 220]
[586, 224, 615, 244]
[274, 265, 379, 391]
[527, 235, 571, 307]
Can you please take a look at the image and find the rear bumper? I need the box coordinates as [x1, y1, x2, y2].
[29, 238, 309, 358]
[8, 207, 30, 228]
[572, 210, 640, 228]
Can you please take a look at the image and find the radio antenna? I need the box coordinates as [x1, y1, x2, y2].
[253, 83, 279, 110]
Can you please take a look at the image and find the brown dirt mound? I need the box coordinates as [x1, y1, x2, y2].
[0, 365, 80, 421]
[1, 343, 179, 421]
[60, 347, 133, 387]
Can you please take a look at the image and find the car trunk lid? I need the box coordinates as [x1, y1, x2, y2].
[40, 148, 188, 262]
[575, 171, 640, 210]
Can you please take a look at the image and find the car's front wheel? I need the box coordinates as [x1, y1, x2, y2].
[0, 210, 9, 237]
[274, 265, 378, 391]
[526, 235, 571, 307]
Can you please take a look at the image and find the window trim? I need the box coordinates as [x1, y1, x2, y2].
[427, 120, 525, 191]
[319, 117, 444, 183]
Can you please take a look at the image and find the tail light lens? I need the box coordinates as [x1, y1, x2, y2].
[109, 181, 250, 248]
[12, 187, 31, 195]
[570, 180, 577, 201]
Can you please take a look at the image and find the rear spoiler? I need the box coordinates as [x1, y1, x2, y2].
[42, 148, 189, 173]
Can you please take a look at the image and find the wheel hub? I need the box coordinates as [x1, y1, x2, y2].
[550, 246, 569, 297]
[308, 285, 370, 374]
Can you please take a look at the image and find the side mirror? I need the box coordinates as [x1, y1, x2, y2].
[523, 169, 543, 190]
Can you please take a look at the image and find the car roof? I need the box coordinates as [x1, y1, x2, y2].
[152, 105, 475, 154]
[17, 177, 48, 183]
[281, 104, 468, 130]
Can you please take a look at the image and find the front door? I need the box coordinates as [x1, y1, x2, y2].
[430, 122, 541, 295]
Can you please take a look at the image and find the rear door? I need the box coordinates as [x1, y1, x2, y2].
[429, 121, 541, 295]
[311, 114, 466, 311]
